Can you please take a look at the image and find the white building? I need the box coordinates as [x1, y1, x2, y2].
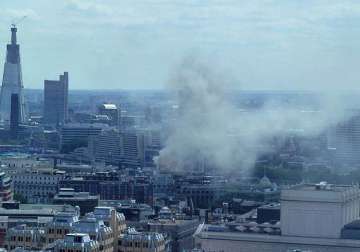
[281, 182, 360, 239]
[333, 114, 360, 166]
[194, 183, 360, 252]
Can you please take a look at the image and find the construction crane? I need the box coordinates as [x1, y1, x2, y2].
[11, 15, 27, 28]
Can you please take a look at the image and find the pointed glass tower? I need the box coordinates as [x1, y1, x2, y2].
[0, 25, 26, 124]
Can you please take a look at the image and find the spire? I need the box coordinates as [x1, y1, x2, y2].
[11, 26, 17, 45]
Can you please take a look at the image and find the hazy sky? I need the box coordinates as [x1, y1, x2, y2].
[1, 0, 360, 90]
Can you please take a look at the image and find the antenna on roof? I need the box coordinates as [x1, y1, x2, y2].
[11, 15, 27, 28]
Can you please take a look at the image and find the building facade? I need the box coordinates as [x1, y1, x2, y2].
[12, 169, 65, 203]
[194, 183, 360, 252]
[44, 72, 69, 126]
[54, 233, 99, 252]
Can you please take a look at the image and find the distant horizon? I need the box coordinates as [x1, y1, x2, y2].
[23, 88, 360, 93]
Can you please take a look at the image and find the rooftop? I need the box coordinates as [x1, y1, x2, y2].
[281, 183, 360, 203]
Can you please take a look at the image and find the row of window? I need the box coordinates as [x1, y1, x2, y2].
[48, 228, 70, 235]
[118, 240, 152, 248]
[9, 236, 32, 242]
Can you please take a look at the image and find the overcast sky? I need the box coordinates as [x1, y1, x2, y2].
[0, 0, 360, 90]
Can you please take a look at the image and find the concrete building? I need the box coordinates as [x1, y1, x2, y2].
[281, 182, 360, 239]
[332, 113, 360, 166]
[4, 225, 45, 251]
[54, 233, 99, 252]
[120, 131, 145, 168]
[97, 104, 119, 127]
[60, 123, 106, 153]
[194, 183, 360, 252]
[44, 72, 69, 126]
[0, 26, 26, 124]
[53, 188, 99, 216]
[91, 129, 121, 164]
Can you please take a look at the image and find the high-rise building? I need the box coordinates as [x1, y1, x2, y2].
[333, 114, 360, 166]
[60, 123, 106, 153]
[120, 130, 145, 167]
[44, 72, 69, 126]
[97, 103, 120, 127]
[0, 26, 26, 124]
[10, 93, 19, 138]
[90, 129, 122, 164]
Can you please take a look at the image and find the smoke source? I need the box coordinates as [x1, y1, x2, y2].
[157, 56, 354, 174]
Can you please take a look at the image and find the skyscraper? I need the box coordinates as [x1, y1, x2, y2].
[0, 26, 26, 124]
[333, 114, 360, 166]
[10, 93, 20, 138]
[44, 72, 69, 126]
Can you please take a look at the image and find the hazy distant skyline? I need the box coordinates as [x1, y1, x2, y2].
[1, 0, 360, 90]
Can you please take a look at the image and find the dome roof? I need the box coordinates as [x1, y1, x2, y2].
[258, 175, 272, 188]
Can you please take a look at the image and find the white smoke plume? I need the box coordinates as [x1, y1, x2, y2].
[157, 56, 355, 174]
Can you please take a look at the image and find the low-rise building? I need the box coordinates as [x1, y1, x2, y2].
[4, 225, 45, 251]
[12, 169, 65, 203]
[54, 233, 99, 252]
[87, 207, 126, 250]
[45, 209, 80, 245]
[147, 217, 199, 252]
[73, 217, 113, 252]
[53, 188, 99, 216]
[195, 183, 360, 252]
[117, 228, 167, 252]
[0, 203, 77, 246]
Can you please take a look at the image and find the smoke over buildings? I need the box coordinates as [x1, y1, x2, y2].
[157, 56, 355, 173]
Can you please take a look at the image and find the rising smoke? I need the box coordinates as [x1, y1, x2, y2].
[157, 55, 355, 174]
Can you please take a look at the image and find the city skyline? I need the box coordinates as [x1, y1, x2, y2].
[0, 1, 360, 90]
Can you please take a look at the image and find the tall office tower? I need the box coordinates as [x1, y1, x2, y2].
[121, 130, 145, 167]
[44, 72, 69, 126]
[334, 114, 360, 166]
[0, 26, 26, 124]
[10, 94, 19, 138]
[97, 103, 120, 127]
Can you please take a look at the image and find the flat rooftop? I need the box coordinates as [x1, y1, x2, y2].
[281, 183, 360, 203]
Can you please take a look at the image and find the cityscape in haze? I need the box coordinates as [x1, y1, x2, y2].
[2, 1, 360, 252]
